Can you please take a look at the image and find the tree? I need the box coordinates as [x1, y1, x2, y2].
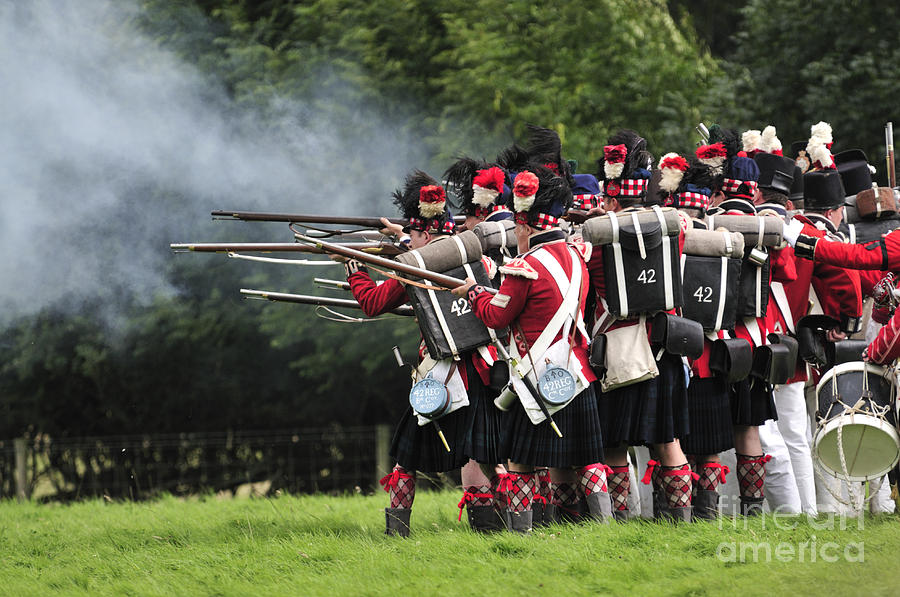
[716, 0, 900, 176]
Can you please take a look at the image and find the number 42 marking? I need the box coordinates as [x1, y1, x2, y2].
[450, 298, 471, 316]
[693, 286, 713, 303]
[637, 269, 656, 284]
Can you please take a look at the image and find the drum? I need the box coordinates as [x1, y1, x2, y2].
[813, 362, 900, 481]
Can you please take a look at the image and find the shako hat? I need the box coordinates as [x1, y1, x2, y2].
[803, 169, 846, 210]
[755, 153, 795, 194]
[834, 149, 875, 198]
[789, 165, 805, 205]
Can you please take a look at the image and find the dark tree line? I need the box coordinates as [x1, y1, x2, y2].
[3, 0, 898, 449]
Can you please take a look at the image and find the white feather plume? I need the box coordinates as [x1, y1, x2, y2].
[761, 126, 782, 154]
[742, 129, 762, 154]
[604, 162, 625, 180]
[472, 185, 498, 207]
[658, 152, 686, 193]
[513, 194, 535, 212]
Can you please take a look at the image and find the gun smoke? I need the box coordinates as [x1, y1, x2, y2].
[0, 0, 423, 326]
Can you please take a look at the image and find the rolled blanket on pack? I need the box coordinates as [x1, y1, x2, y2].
[704, 215, 783, 247]
[472, 219, 516, 252]
[682, 228, 745, 258]
[581, 207, 681, 246]
[394, 230, 483, 271]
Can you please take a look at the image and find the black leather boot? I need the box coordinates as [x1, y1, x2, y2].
[503, 509, 533, 533]
[385, 507, 411, 537]
[584, 492, 613, 524]
[466, 505, 505, 533]
[693, 489, 720, 521]
[740, 496, 764, 516]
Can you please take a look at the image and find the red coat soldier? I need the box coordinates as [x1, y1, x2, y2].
[453, 164, 609, 531]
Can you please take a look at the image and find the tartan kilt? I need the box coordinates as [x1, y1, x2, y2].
[500, 384, 604, 468]
[730, 377, 778, 426]
[680, 375, 734, 455]
[390, 359, 502, 473]
[597, 351, 690, 447]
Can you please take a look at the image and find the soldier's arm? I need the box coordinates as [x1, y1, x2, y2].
[867, 308, 900, 364]
[800, 229, 900, 271]
[811, 263, 863, 334]
[346, 260, 408, 316]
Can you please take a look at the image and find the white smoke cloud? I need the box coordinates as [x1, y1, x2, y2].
[0, 0, 423, 323]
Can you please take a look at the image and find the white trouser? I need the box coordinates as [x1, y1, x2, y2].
[758, 417, 801, 514]
[761, 381, 817, 515]
[718, 449, 740, 516]
[631, 446, 653, 518]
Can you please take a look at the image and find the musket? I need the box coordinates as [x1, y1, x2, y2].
[696, 122, 710, 144]
[563, 208, 604, 224]
[886, 122, 896, 189]
[170, 241, 404, 256]
[294, 234, 498, 294]
[211, 210, 466, 228]
[314, 278, 351, 291]
[240, 289, 415, 316]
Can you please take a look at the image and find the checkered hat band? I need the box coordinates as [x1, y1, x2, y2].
[604, 178, 648, 197]
[722, 178, 759, 194]
[533, 213, 560, 230]
[676, 192, 710, 210]
[474, 204, 509, 218]
[573, 194, 599, 210]
[408, 217, 455, 234]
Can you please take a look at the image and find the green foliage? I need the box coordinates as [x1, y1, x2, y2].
[718, 0, 900, 175]
[0, 492, 897, 595]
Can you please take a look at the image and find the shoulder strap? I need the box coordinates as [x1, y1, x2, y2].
[512, 247, 583, 375]
[654, 205, 676, 310]
[769, 281, 795, 334]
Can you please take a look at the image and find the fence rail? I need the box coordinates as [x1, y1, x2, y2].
[0, 426, 393, 501]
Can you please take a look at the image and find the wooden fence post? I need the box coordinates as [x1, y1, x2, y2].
[14, 438, 27, 501]
[375, 424, 391, 488]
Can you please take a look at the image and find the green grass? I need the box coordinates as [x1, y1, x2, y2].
[0, 490, 898, 596]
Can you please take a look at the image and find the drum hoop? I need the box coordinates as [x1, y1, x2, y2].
[813, 415, 900, 482]
[814, 361, 890, 396]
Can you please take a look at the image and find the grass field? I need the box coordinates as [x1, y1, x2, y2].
[1, 490, 899, 596]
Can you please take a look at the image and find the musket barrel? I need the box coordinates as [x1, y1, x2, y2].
[211, 210, 466, 227]
[295, 234, 496, 293]
[314, 278, 351, 291]
[240, 289, 414, 316]
[170, 241, 403, 255]
[886, 122, 896, 189]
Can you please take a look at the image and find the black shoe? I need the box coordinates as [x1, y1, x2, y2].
[466, 505, 505, 533]
[584, 492, 613, 524]
[385, 507, 411, 537]
[740, 496, 764, 516]
[503, 509, 533, 533]
[693, 489, 720, 521]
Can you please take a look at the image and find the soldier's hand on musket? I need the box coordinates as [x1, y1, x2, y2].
[450, 277, 477, 298]
[380, 217, 404, 239]
[586, 205, 606, 217]
[826, 328, 847, 343]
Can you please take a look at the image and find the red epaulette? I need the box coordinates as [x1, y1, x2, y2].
[498, 257, 539, 279]
[568, 236, 592, 262]
[481, 255, 498, 280]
